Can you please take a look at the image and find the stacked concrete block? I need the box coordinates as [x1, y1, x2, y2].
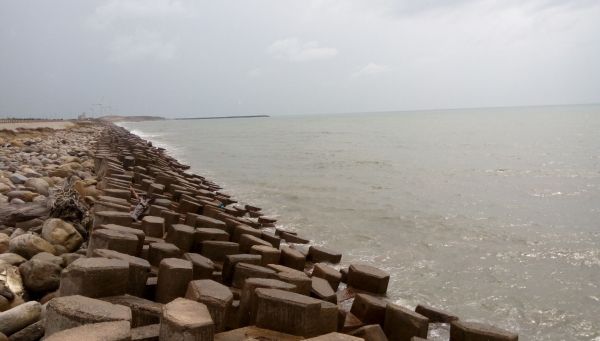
[185, 279, 233, 332]
[159, 298, 215, 340]
[156, 258, 193, 304]
[58, 257, 129, 298]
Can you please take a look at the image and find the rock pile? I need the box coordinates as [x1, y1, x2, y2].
[0, 123, 519, 340]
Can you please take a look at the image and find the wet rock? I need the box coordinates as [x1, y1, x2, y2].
[383, 303, 428, 341]
[41, 218, 83, 252]
[23, 178, 49, 196]
[0, 301, 41, 336]
[449, 320, 518, 341]
[19, 259, 62, 292]
[9, 234, 56, 259]
[347, 264, 389, 295]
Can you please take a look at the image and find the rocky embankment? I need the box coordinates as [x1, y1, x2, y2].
[0, 122, 519, 341]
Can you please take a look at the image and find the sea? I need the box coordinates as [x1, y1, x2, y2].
[119, 104, 600, 340]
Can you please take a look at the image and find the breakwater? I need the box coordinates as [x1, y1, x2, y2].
[0, 122, 519, 340]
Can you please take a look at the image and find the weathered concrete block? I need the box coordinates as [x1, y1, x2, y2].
[186, 214, 227, 231]
[100, 224, 146, 255]
[351, 294, 387, 325]
[254, 288, 337, 338]
[93, 249, 151, 297]
[161, 210, 181, 233]
[304, 332, 363, 340]
[0, 301, 41, 336]
[201, 241, 239, 262]
[279, 231, 309, 244]
[141, 216, 164, 238]
[87, 229, 139, 257]
[185, 279, 233, 332]
[165, 224, 195, 252]
[104, 188, 131, 200]
[308, 246, 342, 264]
[160, 298, 214, 341]
[311, 276, 337, 304]
[44, 321, 131, 341]
[383, 303, 428, 341]
[348, 324, 388, 341]
[238, 278, 297, 327]
[45, 295, 131, 336]
[58, 257, 129, 298]
[94, 211, 133, 228]
[183, 253, 215, 280]
[238, 234, 271, 253]
[194, 228, 230, 252]
[102, 294, 162, 328]
[449, 320, 518, 341]
[156, 258, 193, 304]
[222, 254, 261, 285]
[214, 326, 302, 341]
[312, 263, 342, 290]
[280, 246, 306, 271]
[250, 244, 281, 266]
[415, 304, 459, 323]
[131, 323, 160, 341]
[232, 263, 277, 289]
[347, 264, 389, 295]
[260, 232, 281, 248]
[148, 242, 181, 267]
[232, 225, 261, 242]
[178, 198, 202, 215]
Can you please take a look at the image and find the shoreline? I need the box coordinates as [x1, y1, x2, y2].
[0, 122, 519, 340]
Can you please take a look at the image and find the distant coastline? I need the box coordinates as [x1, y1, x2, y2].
[174, 115, 270, 120]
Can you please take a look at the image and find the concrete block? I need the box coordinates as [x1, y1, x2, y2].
[214, 326, 302, 341]
[45, 295, 131, 336]
[185, 279, 233, 332]
[311, 276, 337, 303]
[44, 321, 131, 341]
[415, 304, 459, 323]
[347, 264, 389, 295]
[141, 216, 164, 238]
[222, 254, 261, 285]
[99, 224, 146, 255]
[148, 242, 181, 267]
[260, 232, 281, 248]
[449, 320, 518, 341]
[351, 294, 387, 325]
[232, 224, 262, 242]
[201, 241, 239, 262]
[238, 278, 297, 327]
[250, 244, 281, 266]
[131, 323, 160, 341]
[194, 228, 230, 252]
[183, 253, 215, 280]
[160, 298, 214, 340]
[232, 263, 277, 289]
[58, 257, 129, 298]
[238, 234, 271, 253]
[165, 224, 195, 253]
[308, 246, 342, 264]
[102, 294, 162, 327]
[93, 249, 151, 297]
[94, 211, 133, 228]
[87, 228, 139, 257]
[186, 214, 228, 231]
[280, 246, 306, 271]
[383, 303, 428, 341]
[348, 324, 389, 341]
[156, 258, 193, 304]
[312, 263, 342, 290]
[304, 333, 363, 340]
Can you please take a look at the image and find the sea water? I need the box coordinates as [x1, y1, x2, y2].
[120, 104, 600, 340]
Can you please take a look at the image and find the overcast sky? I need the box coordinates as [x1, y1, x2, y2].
[1, 0, 599, 118]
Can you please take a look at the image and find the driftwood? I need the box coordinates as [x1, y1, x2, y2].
[0, 203, 49, 226]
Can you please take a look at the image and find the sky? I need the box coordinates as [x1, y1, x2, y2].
[0, 0, 599, 118]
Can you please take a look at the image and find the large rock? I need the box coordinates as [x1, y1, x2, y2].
[9, 233, 56, 259]
[24, 178, 49, 196]
[160, 297, 215, 340]
[0, 301, 41, 336]
[0, 234, 8, 254]
[41, 218, 83, 252]
[45, 295, 132, 336]
[44, 321, 131, 341]
[19, 259, 62, 292]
